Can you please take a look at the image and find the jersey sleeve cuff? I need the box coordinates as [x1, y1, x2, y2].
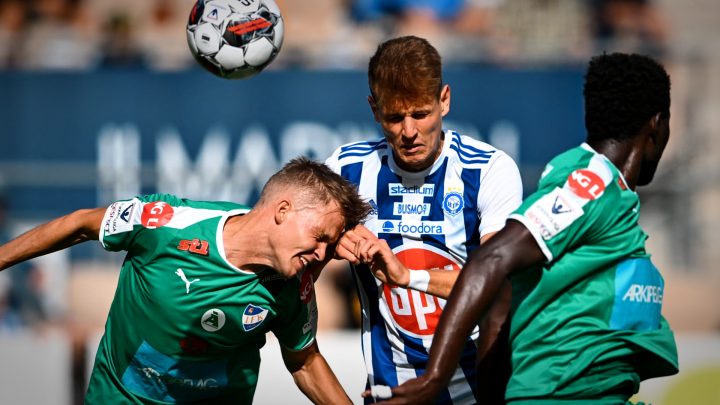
[508, 214, 553, 262]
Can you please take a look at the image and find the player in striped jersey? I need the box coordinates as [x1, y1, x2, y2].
[326, 36, 523, 404]
[0, 158, 370, 404]
[377, 53, 678, 404]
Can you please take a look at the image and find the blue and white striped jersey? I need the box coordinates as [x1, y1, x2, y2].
[326, 130, 523, 404]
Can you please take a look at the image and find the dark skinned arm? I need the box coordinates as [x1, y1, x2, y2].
[370, 220, 546, 404]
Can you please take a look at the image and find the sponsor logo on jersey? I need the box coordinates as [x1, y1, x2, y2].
[368, 199, 379, 216]
[393, 202, 431, 216]
[610, 258, 664, 331]
[175, 268, 200, 294]
[104, 201, 135, 236]
[201, 308, 226, 332]
[377, 220, 444, 235]
[120, 204, 133, 222]
[299, 270, 314, 304]
[551, 195, 573, 214]
[442, 191, 464, 216]
[567, 169, 606, 200]
[141, 201, 174, 229]
[622, 284, 663, 304]
[179, 335, 210, 355]
[121, 341, 228, 401]
[242, 304, 268, 332]
[383, 247, 460, 337]
[388, 183, 435, 197]
[177, 239, 210, 256]
[524, 187, 583, 240]
[381, 221, 394, 233]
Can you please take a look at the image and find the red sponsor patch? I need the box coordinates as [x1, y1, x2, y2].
[567, 169, 606, 200]
[141, 201, 174, 229]
[299, 270, 314, 303]
[382, 248, 459, 337]
[180, 335, 209, 355]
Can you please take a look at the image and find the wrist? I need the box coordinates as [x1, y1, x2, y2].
[407, 270, 430, 292]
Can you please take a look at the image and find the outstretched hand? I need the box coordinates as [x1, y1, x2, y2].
[335, 224, 409, 287]
[362, 374, 441, 405]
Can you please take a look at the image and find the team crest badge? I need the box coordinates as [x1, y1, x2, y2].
[442, 191, 464, 216]
[242, 304, 268, 332]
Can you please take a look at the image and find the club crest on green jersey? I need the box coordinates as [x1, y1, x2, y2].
[242, 304, 268, 331]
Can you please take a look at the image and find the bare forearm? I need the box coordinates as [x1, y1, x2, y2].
[291, 352, 351, 405]
[424, 247, 509, 383]
[0, 208, 103, 271]
[419, 268, 458, 299]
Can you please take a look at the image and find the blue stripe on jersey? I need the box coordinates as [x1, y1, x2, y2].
[377, 156, 404, 250]
[421, 156, 447, 247]
[341, 162, 364, 188]
[449, 145, 491, 164]
[460, 339, 479, 400]
[339, 141, 387, 159]
[461, 168, 481, 252]
[354, 263, 399, 388]
[450, 134, 496, 158]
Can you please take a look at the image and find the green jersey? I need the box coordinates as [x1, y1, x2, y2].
[507, 144, 678, 402]
[86, 194, 318, 404]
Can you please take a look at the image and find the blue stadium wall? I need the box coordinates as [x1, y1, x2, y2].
[0, 68, 585, 219]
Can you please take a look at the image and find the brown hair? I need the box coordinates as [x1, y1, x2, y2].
[258, 157, 371, 229]
[368, 36, 443, 109]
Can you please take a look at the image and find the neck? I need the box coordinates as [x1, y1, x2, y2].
[587, 138, 642, 190]
[222, 210, 276, 272]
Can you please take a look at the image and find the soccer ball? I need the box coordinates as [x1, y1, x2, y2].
[186, 0, 284, 79]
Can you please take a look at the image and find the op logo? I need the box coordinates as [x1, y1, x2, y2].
[442, 191, 464, 216]
[242, 304, 268, 332]
[383, 247, 460, 337]
[201, 309, 226, 332]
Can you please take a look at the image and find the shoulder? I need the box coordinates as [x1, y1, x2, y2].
[538, 145, 615, 191]
[445, 131, 517, 171]
[325, 138, 388, 170]
[134, 193, 248, 212]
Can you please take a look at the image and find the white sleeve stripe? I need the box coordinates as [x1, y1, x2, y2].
[509, 214, 553, 262]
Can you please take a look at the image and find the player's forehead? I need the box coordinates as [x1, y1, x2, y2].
[305, 202, 345, 237]
[378, 97, 437, 115]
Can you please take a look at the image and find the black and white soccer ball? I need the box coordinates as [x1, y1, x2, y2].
[186, 0, 284, 79]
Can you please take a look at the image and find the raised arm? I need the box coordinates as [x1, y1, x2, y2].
[282, 341, 352, 405]
[371, 220, 546, 404]
[0, 207, 105, 271]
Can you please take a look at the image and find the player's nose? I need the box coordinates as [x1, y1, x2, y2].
[401, 117, 417, 138]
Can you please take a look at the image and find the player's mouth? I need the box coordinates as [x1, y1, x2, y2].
[299, 256, 309, 269]
[401, 144, 423, 154]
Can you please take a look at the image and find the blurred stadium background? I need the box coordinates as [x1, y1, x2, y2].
[0, 0, 719, 403]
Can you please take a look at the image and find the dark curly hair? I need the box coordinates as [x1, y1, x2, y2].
[584, 53, 670, 143]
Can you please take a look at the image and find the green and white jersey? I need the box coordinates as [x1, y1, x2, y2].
[86, 194, 318, 404]
[507, 144, 678, 402]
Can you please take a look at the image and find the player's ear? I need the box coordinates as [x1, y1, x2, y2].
[368, 95, 380, 123]
[440, 84, 451, 117]
[275, 200, 291, 225]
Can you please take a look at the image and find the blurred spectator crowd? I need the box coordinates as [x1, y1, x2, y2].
[0, 0, 670, 71]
